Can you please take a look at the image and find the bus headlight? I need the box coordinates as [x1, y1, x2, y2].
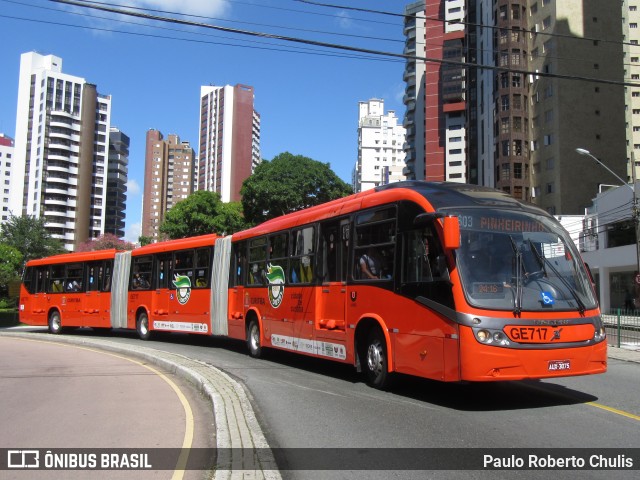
[477, 329, 490, 342]
[474, 328, 510, 346]
[594, 326, 606, 342]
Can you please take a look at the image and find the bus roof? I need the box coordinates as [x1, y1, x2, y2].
[233, 181, 544, 241]
[378, 181, 546, 212]
[26, 249, 119, 266]
[132, 233, 220, 256]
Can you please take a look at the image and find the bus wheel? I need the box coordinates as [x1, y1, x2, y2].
[247, 319, 262, 358]
[136, 312, 152, 341]
[364, 328, 391, 389]
[48, 311, 62, 335]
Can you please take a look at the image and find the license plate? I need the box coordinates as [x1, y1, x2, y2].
[548, 360, 571, 371]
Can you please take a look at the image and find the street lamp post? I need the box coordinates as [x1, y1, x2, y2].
[575, 148, 640, 302]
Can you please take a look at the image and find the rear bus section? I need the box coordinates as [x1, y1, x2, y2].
[20, 250, 118, 333]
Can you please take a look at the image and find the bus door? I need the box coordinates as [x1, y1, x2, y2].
[228, 242, 247, 340]
[154, 253, 172, 320]
[84, 261, 111, 327]
[167, 249, 210, 334]
[21, 266, 49, 326]
[61, 262, 84, 325]
[288, 226, 317, 353]
[315, 219, 349, 359]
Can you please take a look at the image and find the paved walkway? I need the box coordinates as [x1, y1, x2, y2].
[0, 329, 280, 480]
[1, 327, 638, 479]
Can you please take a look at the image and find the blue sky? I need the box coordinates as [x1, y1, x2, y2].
[0, 0, 408, 241]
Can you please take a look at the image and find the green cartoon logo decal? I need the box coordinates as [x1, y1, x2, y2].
[266, 263, 285, 308]
[172, 274, 192, 305]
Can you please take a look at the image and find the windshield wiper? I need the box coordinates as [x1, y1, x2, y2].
[526, 239, 547, 279]
[527, 240, 586, 315]
[509, 236, 523, 316]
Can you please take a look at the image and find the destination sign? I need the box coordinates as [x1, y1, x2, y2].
[452, 211, 546, 233]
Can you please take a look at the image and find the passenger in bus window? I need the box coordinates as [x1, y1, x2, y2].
[359, 247, 382, 279]
[300, 255, 313, 283]
[67, 280, 80, 292]
[250, 264, 263, 284]
[133, 273, 150, 289]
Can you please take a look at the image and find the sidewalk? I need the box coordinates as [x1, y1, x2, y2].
[0, 329, 281, 480]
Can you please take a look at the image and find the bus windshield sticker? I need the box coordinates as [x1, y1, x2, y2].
[541, 291, 555, 306]
[266, 263, 285, 308]
[172, 275, 192, 305]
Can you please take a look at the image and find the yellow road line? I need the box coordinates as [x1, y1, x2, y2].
[585, 401, 640, 421]
[4, 337, 195, 479]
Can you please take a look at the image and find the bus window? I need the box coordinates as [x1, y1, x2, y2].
[402, 227, 447, 283]
[290, 226, 315, 284]
[102, 262, 113, 292]
[22, 267, 35, 294]
[65, 263, 83, 292]
[248, 237, 267, 285]
[268, 233, 289, 283]
[86, 262, 104, 292]
[49, 264, 65, 293]
[173, 250, 195, 288]
[156, 253, 172, 289]
[231, 242, 247, 287]
[320, 219, 349, 283]
[354, 207, 396, 281]
[194, 247, 211, 288]
[131, 256, 152, 290]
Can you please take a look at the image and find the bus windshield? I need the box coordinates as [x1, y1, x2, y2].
[447, 208, 597, 313]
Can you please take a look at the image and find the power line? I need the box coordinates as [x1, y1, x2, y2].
[0, 14, 402, 63]
[8, 0, 634, 77]
[49, 0, 640, 88]
[2, 0, 405, 44]
[297, 0, 639, 50]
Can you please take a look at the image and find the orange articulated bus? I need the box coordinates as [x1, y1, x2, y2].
[20, 182, 607, 389]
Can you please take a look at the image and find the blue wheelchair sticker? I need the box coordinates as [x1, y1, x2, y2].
[541, 292, 555, 305]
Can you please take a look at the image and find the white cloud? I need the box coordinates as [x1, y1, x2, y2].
[133, 0, 230, 17]
[127, 179, 141, 196]
[393, 82, 405, 105]
[335, 11, 353, 29]
[125, 222, 142, 244]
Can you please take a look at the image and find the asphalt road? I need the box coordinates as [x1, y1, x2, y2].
[2, 327, 639, 480]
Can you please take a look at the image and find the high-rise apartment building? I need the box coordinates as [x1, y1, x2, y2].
[142, 129, 195, 241]
[623, 0, 640, 182]
[197, 84, 261, 202]
[353, 99, 407, 192]
[528, 1, 626, 215]
[402, 1, 427, 181]
[404, 1, 627, 215]
[0, 133, 14, 223]
[11, 52, 115, 251]
[423, 0, 467, 183]
[105, 127, 129, 238]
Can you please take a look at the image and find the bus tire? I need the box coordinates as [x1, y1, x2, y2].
[364, 327, 391, 389]
[247, 319, 262, 358]
[136, 312, 152, 341]
[48, 311, 62, 335]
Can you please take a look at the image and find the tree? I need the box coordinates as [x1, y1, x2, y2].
[241, 152, 352, 225]
[0, 244, 22, 296]
[0, 214, 65, 262]
[76, 233, 135, 252]
[138, 235, 153, 247]
[159, 191, 247, 239]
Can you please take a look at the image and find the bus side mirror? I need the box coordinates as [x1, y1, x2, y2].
[443, 216, 460, 250]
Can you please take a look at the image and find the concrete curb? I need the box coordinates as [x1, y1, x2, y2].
[606, 345, 640, 364]
[0, 330, 282, 480]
